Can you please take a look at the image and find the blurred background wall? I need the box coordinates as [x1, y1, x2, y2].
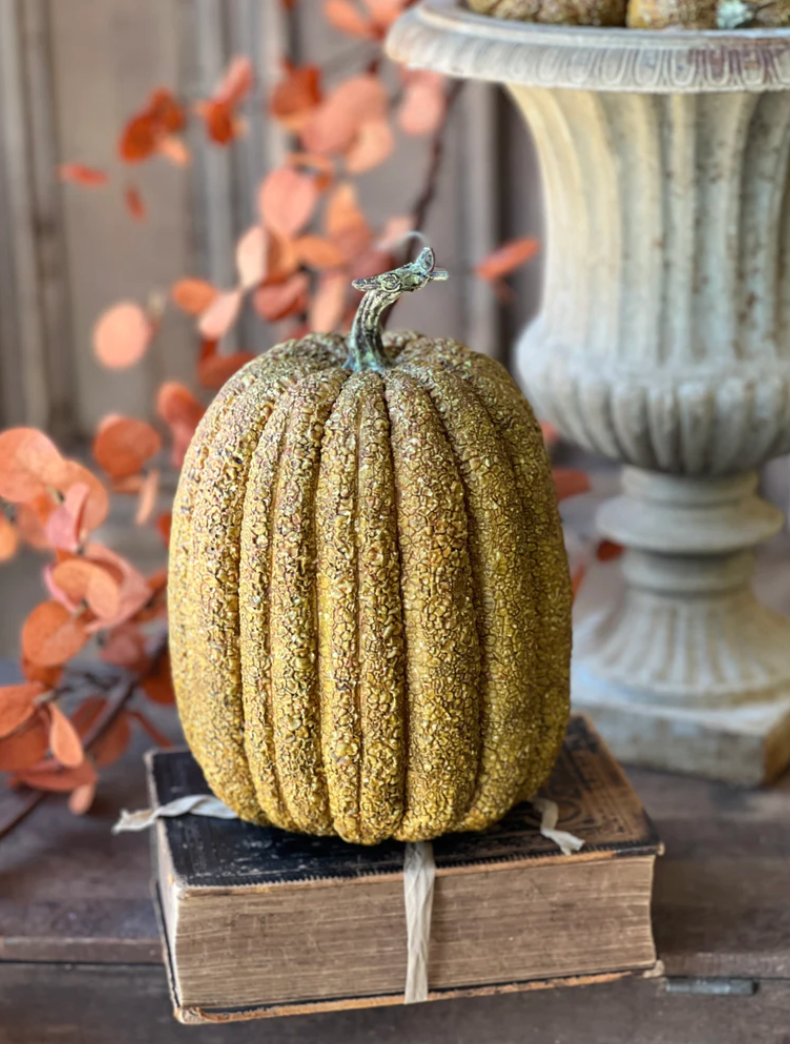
[0, 0, 543, 446]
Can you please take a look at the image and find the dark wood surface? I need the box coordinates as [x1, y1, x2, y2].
[1, 724, 790, 1042]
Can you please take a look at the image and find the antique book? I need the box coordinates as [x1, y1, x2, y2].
[150, 716, 662, 1023]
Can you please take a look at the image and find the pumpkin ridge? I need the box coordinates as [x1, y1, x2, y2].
[171, 358, 277, 757]
[403, 361, 538, 830]
[377, 382, 408, 840]
[269, 368, 349, 833]
[316, 376, 364, 838]
[356, 376, 406, 842]
[188, 370, 302, 822]
[414, 341, 572, 797]
[353, 390, 363, 831]
[397, 363, 487, 825]
[385, 369, 480, 841]
[241, 395, 297, 829]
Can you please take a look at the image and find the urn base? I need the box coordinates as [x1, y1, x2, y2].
[572, 469, 790, 784]
[572, 662, 790, 786]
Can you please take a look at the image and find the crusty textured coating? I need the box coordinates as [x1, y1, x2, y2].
[266, 368, 348, 833]
[385, 370, 481, 840]
[393, 334, 573, 798]
[316, 372, 407, 843]
[402, 362, 537, 830]
[170, 330, 571, 842]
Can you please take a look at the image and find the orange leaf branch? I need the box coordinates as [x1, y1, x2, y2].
[0, 635, 168, 844]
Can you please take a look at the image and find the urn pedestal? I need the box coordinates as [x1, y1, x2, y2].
[387, 2, 790, 783]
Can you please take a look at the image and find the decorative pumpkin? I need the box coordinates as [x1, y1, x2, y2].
[169, 247, 572, 844]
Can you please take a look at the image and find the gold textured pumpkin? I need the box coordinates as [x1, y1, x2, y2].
[169, 248, 572, 844]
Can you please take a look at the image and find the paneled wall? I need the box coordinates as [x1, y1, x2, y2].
[0, 0, 542, 442]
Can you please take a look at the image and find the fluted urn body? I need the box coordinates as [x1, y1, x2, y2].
[388, 3, 790, 782]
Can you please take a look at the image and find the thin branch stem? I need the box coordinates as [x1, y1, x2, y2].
[411, 81, 464, 236]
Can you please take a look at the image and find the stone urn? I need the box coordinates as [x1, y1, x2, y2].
[387, 1, 790, 784]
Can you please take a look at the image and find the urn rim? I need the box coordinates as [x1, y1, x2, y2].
[385, 0, 790, 93]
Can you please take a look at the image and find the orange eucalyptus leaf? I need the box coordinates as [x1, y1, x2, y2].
[596, 539, 624, 562]
[571, 564, 587, 600]
[0, 514, 19, 561]
[110, 474, 145, 496]
[15, 497, 52, 550]
[51, 558, 122, 622]
[376, 215, 414, 251]
[365, 0, 410, 28]
[171, 278, 218, 315]
[118, 113, 158, 163]
[93, 416, 162, 480]
[198, 289, 243, 340]
[44, 482, 90, 552]
[0, 683, 43, 739]
[326, 182, 371, 260]
[156, 381, 205, 430]
[349, 247, 393, 282]
[540, 421, 559, 449]
[0, 428, 65, 503]
[157, 135, 191, 166]
[266, 230, 300, 282]
[195, 100, 238, 146]
[54, 462, 109, 533]
[100, 624, 150, 672]
[253, 272, 309, 322]
[300, 75, 387, 155]
[270, 64, 322, 130]
[22, 601, 89, 667]
[68, 782, 96, 815]
[215, 55, 254, 108]
[22, 658, 62, 689]
[309, 270, 348, 333]
[142, 651, 175, 705]
[125, 184, 146, 221]
[93, 302, 154, 369]
[157, 513, 172, 546]
[235, 225, 267, 290]
[198, 351, 255, 390]
[324, 0, 375, 36]
[48, 703, 85, 768]
[258, 168, 319, 238]
[552, 468, 591, 502]
[135, 469, 160, 525]
[146, 88, 185, 133]
[293, 235, 345, 270]
[476, 238, 539, 281]
[44, 562, 80, 614]
[83, 543, 152, 630]
[345, 118, 394, 174]
[0, 711, 49, 772]
[398, 71, 447, 136]
[58, 164, 108, 187]
[16, 757, 98, 793]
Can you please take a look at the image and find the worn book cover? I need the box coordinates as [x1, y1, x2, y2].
[150, 715, 662, 1023]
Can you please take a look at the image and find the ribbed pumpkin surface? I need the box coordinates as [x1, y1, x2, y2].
[170, 331, 571, 843]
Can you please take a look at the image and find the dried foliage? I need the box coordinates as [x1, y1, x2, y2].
[0, 1, 590, 839]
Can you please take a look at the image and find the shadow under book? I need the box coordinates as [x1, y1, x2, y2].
[149, 716, 662, 1023]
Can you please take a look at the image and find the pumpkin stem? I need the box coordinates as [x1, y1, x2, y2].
[344, 246, 448, 373]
